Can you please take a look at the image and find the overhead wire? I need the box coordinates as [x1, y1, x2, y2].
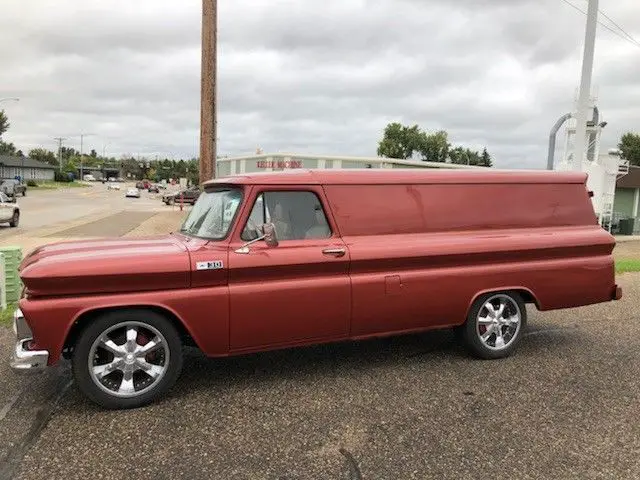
[559, 0, 640, 48]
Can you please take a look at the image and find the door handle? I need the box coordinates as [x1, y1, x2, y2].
[322, 248, 346, 257]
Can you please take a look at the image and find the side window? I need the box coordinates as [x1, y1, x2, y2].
[241, 191, 332, 241]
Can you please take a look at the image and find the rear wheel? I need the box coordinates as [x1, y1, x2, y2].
[461, 291, 526, 359]
[9, 211, 19, 227]
[72, 309, 183, 409]
[22, 190, 26, 197]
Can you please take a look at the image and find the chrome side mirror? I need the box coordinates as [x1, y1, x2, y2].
[234, 223, 279, 254]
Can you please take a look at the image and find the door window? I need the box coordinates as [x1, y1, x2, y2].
[241, 191, 332, 241]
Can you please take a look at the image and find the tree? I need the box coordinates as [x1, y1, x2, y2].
[378, 122, 493, 167]
[479, 148, 493, 167]
[618, 132, 640, 166]
[0, 110, 9, 138]
[16, 150, 24, 157]
[377, 123, 424, 159]
[0, 141, 16, 156]
[417, 130, 450, 163]
[29, 148, 58, 165]
[90, 149, 97, 158]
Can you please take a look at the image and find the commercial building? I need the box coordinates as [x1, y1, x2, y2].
[216, 153, 483, 177]
[0, 155, 56, 181]
[613, 165, 640, 234]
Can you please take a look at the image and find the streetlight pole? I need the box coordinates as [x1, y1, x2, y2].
[572, 0, 599, 172]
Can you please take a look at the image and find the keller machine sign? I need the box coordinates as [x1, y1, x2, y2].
[257, 159, 303, 169]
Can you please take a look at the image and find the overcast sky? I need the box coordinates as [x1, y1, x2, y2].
[1, 0, 639, 168]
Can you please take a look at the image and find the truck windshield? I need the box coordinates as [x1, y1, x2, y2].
[179, 187, 242, 239]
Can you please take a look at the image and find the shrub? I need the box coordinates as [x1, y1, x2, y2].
[26, 180, 38, 187]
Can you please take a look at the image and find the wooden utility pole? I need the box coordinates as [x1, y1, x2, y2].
[200, 0, 217, 184]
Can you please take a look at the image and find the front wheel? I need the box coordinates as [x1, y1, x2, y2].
[72, 309, 183, 409]
[461, 291, 527, 359]
[9, 211, 19, 227]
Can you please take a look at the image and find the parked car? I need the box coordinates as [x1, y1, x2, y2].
[162, 186, 200, 205]
[125, 187, 140, 198]
[0, 192, 20, 227]
[10, 169, 622, 409]
[148, 184, 160, 193]
[83, 174, 96, 182]
[107, 182, 121, 191]
[1, 179, 26, 201]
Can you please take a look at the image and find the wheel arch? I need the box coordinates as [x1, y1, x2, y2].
[62, 304, 199, 359]
[464, 286, 540, 322]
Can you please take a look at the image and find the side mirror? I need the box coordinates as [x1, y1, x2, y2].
[262, 223, 279, 247]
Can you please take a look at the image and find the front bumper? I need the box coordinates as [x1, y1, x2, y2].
[9, 308, 49, 373]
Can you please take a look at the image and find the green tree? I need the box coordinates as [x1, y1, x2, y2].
[0, 141, 16, 156]
[618, 132, 640, 166]
[29, 148, 58, 165]
[0, 110, 9, 138]
[377, 123, 424, 159]
[479, 147, 493, 167]
[417, 130, 450, 162]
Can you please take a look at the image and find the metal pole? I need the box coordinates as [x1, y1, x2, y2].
[54, 137, 66, 173]
[572, 0, 599, 172]
[199, 0, 217, 184]
[80, 134, 84, 180]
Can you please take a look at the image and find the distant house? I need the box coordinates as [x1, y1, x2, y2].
[0, 155, 56, 182]
[614, 165, 640, 233]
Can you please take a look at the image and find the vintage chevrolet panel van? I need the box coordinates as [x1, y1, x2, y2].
[11, 169, 621, 408]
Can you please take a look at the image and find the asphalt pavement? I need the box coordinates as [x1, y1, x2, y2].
[0, 182, 167, 239]
[2, 272, 639, 480]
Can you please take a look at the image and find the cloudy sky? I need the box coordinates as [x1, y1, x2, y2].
[1, 0, 639, 168]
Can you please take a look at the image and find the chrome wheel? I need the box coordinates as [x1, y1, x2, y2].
[88, 321, 169, 398]
[475, 294, 521, 351]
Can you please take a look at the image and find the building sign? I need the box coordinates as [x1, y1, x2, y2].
[257, 159, 303, 169]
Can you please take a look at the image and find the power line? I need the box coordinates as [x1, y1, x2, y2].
[596, 8, 640, 47]
[559, 0, 640, 48]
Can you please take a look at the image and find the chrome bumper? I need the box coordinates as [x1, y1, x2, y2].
[9, 308, 49, 373]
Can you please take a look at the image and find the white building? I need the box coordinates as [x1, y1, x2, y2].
[216, 153, 484, 177]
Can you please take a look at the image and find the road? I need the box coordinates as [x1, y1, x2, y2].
[1, 272, 639, 479]
[0, 183, 169, 239]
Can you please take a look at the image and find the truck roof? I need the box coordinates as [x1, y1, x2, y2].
[203, 169, 588, 186]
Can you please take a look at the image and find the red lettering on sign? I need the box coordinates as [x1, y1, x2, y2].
[256, 159, 303, 169]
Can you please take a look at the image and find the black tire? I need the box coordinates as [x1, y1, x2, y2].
[167, 197, 174, 205]
[9, 211, 19, 228]
[72, 309, 183, 409]
[461, 291, 527, 360]
[22, 190, 26, 197]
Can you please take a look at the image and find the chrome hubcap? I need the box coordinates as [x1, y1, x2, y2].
[88, 321, 169, 398]
[476, 294, 521, 351]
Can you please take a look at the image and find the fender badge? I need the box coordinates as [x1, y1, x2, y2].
[196, 260, 224, 271]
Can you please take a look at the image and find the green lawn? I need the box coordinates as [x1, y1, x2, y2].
[616, 258, 640, 274]
[0, 303, 16, 328]
[30, 181, 90, 190]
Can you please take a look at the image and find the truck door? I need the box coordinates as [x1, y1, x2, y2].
[228, 186, 351, 350]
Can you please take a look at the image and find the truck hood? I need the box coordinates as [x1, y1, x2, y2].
[20, 235, 191, 297]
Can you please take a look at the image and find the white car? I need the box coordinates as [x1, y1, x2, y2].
[125, 188, 140, 198]
[0, 192, 19, 227]
[107, 183, 121, 190]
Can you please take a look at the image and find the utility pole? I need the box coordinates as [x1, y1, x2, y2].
[54, 137, 66, 172]
[572, 0, 599, 172]
[200, 0, 217, 184]
[78, 133, 95, 180]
